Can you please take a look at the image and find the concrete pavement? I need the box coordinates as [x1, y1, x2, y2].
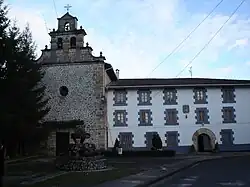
[151, 156, 250, 187]
[93, 152, 250, 187]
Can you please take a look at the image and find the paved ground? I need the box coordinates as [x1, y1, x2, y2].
[152, 156, 250, 187]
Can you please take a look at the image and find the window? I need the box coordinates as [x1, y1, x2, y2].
[195, 108, 209, 124]
[137, 90, 152, 105]
[165, 131, 179, 147]
[141, 111, 149, 123]
[57, 38, 63, 49]
[163, 89, 177, 105]
[70, 37, 76, 48]
[113, 110, 127, 127]
[193, 88, 207, 104]
[64, 22, 70, 31]
[164, 109, 179, 125]
[221, 87, 235, 103]
[59, 86, 69, 96]
[222, 107, 236, 123]
[117, 113, 124, 123]
[138, 110, 152, 126]
[220, 129, 234, 146]
[113, 90, 127, 106]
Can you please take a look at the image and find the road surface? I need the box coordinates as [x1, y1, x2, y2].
[152, 156, 250, 187]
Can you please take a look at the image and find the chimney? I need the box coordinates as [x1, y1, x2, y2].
[115, 69, 120, 79]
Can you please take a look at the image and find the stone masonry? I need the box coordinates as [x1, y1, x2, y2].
[36, 12, 114, 156]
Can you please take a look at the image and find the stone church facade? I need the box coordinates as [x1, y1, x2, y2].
[36, 12, 117, 156]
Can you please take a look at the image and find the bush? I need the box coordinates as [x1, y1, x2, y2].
[152, 134, 162, 150]
[103, 150, 176, 157]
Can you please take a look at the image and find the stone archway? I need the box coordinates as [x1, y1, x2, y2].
[192, 128, 216, 152]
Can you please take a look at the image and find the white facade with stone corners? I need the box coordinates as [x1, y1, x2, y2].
[106, 85, 250, 153]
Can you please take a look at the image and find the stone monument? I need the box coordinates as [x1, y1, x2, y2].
[55, 126, 107, 171]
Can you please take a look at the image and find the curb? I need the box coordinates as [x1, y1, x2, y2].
[136, 154, 249, 187]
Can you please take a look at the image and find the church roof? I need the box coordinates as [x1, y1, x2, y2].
[107, 78, 250, 89]
[57, 12, 78, 21]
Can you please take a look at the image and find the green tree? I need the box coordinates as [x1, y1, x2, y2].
[0, 0, 50, 155]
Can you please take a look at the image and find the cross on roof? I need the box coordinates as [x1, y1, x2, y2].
[64, 4, 72, 12]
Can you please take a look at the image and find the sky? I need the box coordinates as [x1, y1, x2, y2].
[5, 0, 250, 79]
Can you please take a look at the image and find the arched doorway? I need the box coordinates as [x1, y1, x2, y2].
[192, 128, 216, 152]
[197, 133, 212, 152]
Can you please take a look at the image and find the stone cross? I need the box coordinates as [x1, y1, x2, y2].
[64, 4, 72, 12]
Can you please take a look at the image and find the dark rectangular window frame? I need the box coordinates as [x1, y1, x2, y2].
[138, 109, 153, 126]
[164, 109, 179, 125]
[193, 87, 208, 104]
[113, 110, 128, 127]
[221, 107, 236, 123]
[221, 87, 236, 103]
[113, 90, 128, 106]
[220, 129, 234, 145]
[165, 131, 180, 147]
[195, 107, 210, 124]
[137, 90, 152, 106]
[163, 89, 178, 105]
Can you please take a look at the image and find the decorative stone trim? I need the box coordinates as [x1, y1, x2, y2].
[193, 87, 208, 104]
[221, 107, 236, 123]
[137, 90, 152, 106]
[113, 90, 128, 106]
[220, 129, 234, 145]
[165, 131, 180, 147]
[164, 109, 179, 125]
[138, 109, 153, 126]
[163, 89, 178, 105]
[113, 110, 128, 127]
[195, 107, 210, 124]
[221, 87, 236, 103]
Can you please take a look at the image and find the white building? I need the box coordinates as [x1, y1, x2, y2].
[106, 78, 250, 153]
[37, 11, 250, 155]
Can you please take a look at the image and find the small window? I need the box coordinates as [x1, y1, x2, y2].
[137, 90, 152, 105]
[165, 131, 179, 147]
[138, 110, 152, 126]
[113, 90, 127, 106]
[117, 113, 124, 123]
[165, 109, 179, 125]
[141, 111, 149, 124]
[57, 38, 63, 49]
[222, 107, 236, 123]
[59, 86, 68, 96]
[163, 89, 177, 105]
[222, 88, 235, 103]
[64, 22, 70, 31]
[195, 108, 209, 124]
[193, 88, 207, 104]
[113, 110, 127, 127]
[70, 37, 76, 48]
[196, 90, 204, 100]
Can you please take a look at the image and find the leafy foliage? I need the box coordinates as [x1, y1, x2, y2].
[0, 0, 50, 156]
[152, 134, 162, 150]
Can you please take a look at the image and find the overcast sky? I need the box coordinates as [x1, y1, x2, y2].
[6, 0, 250, 79]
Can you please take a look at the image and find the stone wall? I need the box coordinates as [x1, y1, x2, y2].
[42, 62, 107, 155]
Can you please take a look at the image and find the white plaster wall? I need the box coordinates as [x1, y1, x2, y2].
[107, 87, 250, 148]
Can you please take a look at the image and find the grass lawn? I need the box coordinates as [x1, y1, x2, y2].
[29, 167, 144, 187]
